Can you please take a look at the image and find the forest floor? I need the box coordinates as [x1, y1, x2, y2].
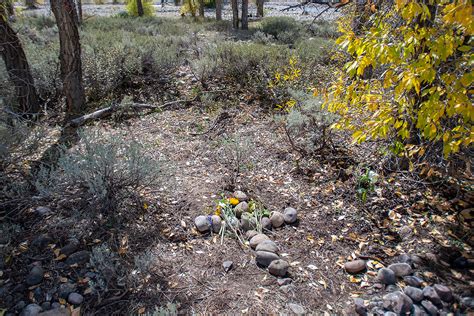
[0, 10, 473, 316]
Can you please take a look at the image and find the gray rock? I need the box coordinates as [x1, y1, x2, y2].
[397, 253, 413, 266]
[234, 202, 249, 218]
[31, 235, 52, 250]
[433, 284, 453, 302]
[194, 215, 211, 233]
[58, 283, 76, 299]
[36, 206, 51, 216]
[405, 286, 424, 302]
[460, 297, 474, 309]
[383, 291, 413, 314]
[413, 304, 428, 316]
[277, 278, 292, 286]
[288, 303, 305, 315]
[21, 304, 42, 316]
[377, 268, 396, 285]
[260, 217, 272, 231]
[388, 263, 413, 277]
[280, 284, 295, 293]
[384, 312, 397, 316]
[26, 266, 44, 286]
[344, 260, 366, 274]
[65, 251, 90, 266]
[423, 286, 443, 307]
[249, 234, 269, 249]
[222, 260, 233, 272]
[270, 211, 285, 228]
[15, 301, 26, 311]
[240, 213, 257, 231]
[283, 207, 297, 224]
[245, 230, 258, 240]
[256, 240, 279, 254]
[354, 298, 367, 316]
[255, 251, 279, 267]
[38, 309, 70, 316]
[398, 226, 413, 240]
[211, 215, 222, 233]
[41, 302, 51, 311]
[386, 285, 400, 292]
[404, 275, 424, 288]
[50, 303, 61, 309]
[268, 259, 289, 277]
[421, 300, 439, 315]
[60, 239, 79, 256]
[67, 292, 83, 305]
[233, 191, 248, 202]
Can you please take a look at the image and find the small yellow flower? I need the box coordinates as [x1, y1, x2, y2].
[214, 205, 221, 216]
[143, 203, 149, 210]
[229, 197, 239, 206]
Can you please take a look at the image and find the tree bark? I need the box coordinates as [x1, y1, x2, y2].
[0, 5, 41, 117]
[231, 0, 238, 28]
[76, 0, 82, 24]
[215, 0, 222, 20]
[241, 0, 248, 29]
[136, 0, 144, 16]
[50, 0, 85, 120]
[198, 0, 204, 17]
[256, 0, 263, 17]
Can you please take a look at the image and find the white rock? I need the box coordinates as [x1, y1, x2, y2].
[194, 215, 210, 233]
[283, 207, 297, 224]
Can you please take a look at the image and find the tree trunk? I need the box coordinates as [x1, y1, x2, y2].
[215, 0, 221, 20]
[136, 0, 144, 16]
[241, 0, 248, 30]
[231, 0, 238, 28]
[256, 0, 263, 17]
[174, 0, 179, 6]
[50, 0, 85, 120]
[198, 0, 204, 17]
[0, 4, 41, 117]
[76, 0, 82, 24]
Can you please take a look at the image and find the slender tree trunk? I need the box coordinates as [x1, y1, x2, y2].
[174, 0, 179, 5]
[136, 0, 144, 16]
[0, 4, 41, 117]
[215, 0, 222, 20]
[256, 0, 263, 17]
[198, 0, 204, 17]
[50, 0, 85, 120]
[241, 0, 248, 30]
[76, 0, 82, 24]
[231, 0, 238, 29]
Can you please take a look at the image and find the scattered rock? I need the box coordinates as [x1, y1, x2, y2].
[233, 191, 248, 201]
[26, 266, 44, 286]
[460, 297, 474, 309]
[270, 211, 284, 228]
[397, 253, 413, 266]
[15, 301, 26, 312]
[240, 213, 257, 232]
[421, 300, 439, 315]
[41, 302, 51, 311]
[249, 234, 269, 249]
[398, 226, 413, 240]
[255, 251, 279, 267]
[283, 207, 297, 224]
[31, 234, 52, 250]
[60, 239, 79, 256]
[386, 285, 400, 292]
[384, 312, 397, 316]
[277, 278, 292, 286]
[234, 202, 249, 218]
[383, 291, 413, 314]
[245, 230, 258, 240]
[280, 284, 295, 293]
[288, 303, 305, 315]
[58, 283, 76, 299]
[194, 215, 211, 233]
[260, 217, 272, 231]
[413, 304, 428, 316]
[388, 263, 412, 277]
[222, 261, 233, 272]
[35, 206, 51, 216]
[256, 240, 279, 254]
[65, 251, 90, 266]
[67, 292, 84, 305]
[433, 284, 453, 302]
[21, 303, 42, 316]
[211, 215, 222, 233]
[423, 286, 443, 307]
[377, 268, 396, 285]
[344, 260, 366, 274]
[38, 309, 71, 316]
[354, 298, 367, 316]
[268, 259, 289, 277]
[404, 286, 424, 302]
[403, 275, 424, 288]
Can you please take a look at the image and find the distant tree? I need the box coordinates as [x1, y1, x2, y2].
[215, 0, 222, 20]
[231, 0, 238, 28]
[0, 1, 41, 117]
[198, 0, 204, 16]
[50, 0, 85, 120]
[76, 0, 82, 24]
[241, 0, 248, 29]
[256, 0, 263, 17]
[136, 0, 144, 16]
